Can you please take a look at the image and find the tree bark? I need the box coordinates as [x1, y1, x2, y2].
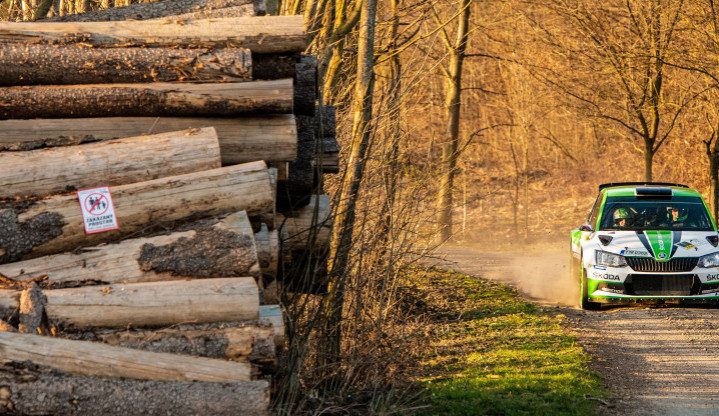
[43, 0, 261, 21]
[0, 16, 306, 53]
[0, 115, 297, 164]
[95, 324, 275, 364]
[277, 114, 318, 209]
[0, 277, 260, 328]
[252, 53, 298, 79]
[0, 211, 261, 286]
[294, 54, 317, 116]
[18, 283, 45, 335]
[0, 127, 221, 199]
[0, 161, 275, 263]
[0, 80, 293, 120]
[0, 330, 253, 381]
[0, 45, 252, 86]
[315, 105, 337, 137]
[644, 142, 654, 182]
[148, 4, 256, 20]
[0, 371, 269, 416]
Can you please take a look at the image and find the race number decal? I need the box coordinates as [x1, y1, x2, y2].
[77, 187, 119, 234]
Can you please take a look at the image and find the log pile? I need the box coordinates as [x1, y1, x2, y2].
[0, 1, 335, 414]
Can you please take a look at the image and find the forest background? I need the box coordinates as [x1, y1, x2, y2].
[3, 0, 717, 413]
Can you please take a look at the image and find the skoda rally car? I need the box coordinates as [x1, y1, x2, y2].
[570, 182, 719, 309]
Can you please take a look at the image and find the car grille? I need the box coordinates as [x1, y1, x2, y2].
[625, 257, 697, 272]
[626, 274, 700, 296]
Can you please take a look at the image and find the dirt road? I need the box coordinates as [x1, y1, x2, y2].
[432, 245, 719, 416]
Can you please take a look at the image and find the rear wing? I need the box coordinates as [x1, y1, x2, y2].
[598, 182, 688, 191]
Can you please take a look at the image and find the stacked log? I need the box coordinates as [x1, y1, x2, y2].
[0, 0, 337, 414]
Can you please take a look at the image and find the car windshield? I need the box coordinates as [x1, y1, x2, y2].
[599, 196, 715, 231]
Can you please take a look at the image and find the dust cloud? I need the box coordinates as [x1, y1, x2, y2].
[431, 244, 579, 307]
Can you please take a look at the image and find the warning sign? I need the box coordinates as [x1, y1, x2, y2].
[77, 187, 119, 234]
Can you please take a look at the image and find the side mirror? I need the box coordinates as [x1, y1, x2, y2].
[579, 224, 593, 232]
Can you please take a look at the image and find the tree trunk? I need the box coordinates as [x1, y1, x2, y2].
[325, 0, 378, 377]
[0, 161, 275, 263]
[436, 0, 470, 242]
[0, 211, 261, 286]
[705, 135, 719, 222]
[0, 127, 221, 199]
[0, 45, 252, 85]
[0, 80, 293, 120]
[0, 330, 253, 381]
[0, 277, 260, 328]
[0, 16, 306, 53]
[43, 0, 262, 21]
[644, 142, 654, 182]
[0, 115, 297, 164]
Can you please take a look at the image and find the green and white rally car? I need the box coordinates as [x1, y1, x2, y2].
[571, 182, 719, 309]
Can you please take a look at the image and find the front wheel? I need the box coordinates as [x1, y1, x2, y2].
[580, 267, 600, 310]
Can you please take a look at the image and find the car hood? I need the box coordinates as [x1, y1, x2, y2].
[596, 230, 718, 260]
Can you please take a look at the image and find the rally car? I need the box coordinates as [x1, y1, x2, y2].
[570, 182, 719, 309]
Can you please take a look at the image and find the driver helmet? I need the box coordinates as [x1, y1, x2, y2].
[614, 208, 630, 219]
[669, 206, 688, 222]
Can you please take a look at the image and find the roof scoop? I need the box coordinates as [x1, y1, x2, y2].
[598, 235, 613, 246]
[635, 187, 672, 196]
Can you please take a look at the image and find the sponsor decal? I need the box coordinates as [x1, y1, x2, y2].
[593, 265, 607, 270]
[621, 249, 650, 257]
[689, 239, 710, 248]
[675, 241, 697, 250]
[707, 274, 719, 282]
[591, 271, 621, 281]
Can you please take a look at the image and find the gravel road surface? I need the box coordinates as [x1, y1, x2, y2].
[431, 245, 719, 416]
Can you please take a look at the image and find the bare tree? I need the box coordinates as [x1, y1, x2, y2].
[324, 0, 378, 378]
[436, 0, 471, 242]
[535, 0, 692, 181]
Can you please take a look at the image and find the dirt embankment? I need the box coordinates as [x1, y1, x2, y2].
[432, 244, 719, 416]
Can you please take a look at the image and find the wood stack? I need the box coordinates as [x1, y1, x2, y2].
[0, 1, 336, 414]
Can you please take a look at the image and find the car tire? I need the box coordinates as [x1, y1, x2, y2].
[580, 267, 601, 310]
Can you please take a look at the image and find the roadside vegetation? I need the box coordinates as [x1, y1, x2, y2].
[413, 268, 605, 416]
[275, 265, 606, 414]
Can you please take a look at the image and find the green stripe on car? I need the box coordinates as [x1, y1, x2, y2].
[645, 230, 673, 262]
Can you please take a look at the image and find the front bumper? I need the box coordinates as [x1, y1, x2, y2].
[587, 262, 719, 302]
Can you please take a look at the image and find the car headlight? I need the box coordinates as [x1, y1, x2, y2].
[699, 252, 719, 268]
[595, 251, 627, 267]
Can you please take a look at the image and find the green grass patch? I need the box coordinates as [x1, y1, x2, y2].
[412, 268, 605, 416]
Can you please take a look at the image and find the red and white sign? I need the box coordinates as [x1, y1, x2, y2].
[77, 187, 119, 234]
